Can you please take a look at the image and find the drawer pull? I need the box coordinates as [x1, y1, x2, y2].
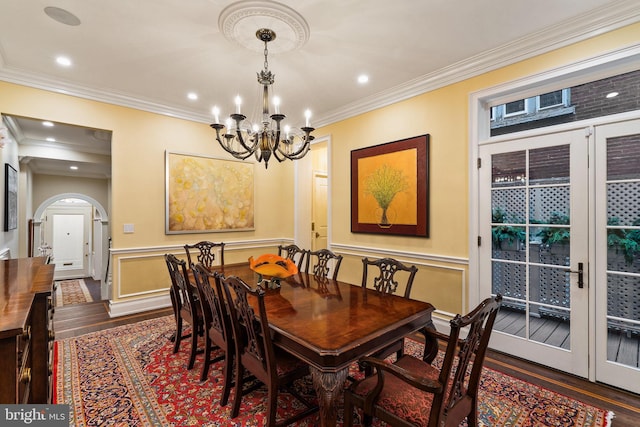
[20, 368, 31, 384]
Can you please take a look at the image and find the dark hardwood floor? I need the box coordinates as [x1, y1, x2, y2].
[54, 301, 640, 426]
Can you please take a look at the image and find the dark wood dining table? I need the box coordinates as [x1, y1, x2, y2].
[209, 262, 436, 427]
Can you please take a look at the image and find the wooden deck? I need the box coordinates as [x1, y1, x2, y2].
[495, 307, 640, 368]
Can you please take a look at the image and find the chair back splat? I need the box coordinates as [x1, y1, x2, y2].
[361, 257, 418, 298]
[185, 241, 225, 269]
[277, 244, 306, 270]
[344, 295, 502, 427]
[304, 248, 343, 280]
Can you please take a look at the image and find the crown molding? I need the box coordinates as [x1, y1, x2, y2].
[314, 0, 640, 127]
[1, 1, 639, 128]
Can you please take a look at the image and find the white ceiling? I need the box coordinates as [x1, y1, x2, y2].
[1, 0, 639, 178]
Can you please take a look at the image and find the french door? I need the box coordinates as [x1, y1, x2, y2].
[479, 119, 640, 392]
[479, 128, 589, 377]
[594, 119, 640, 393]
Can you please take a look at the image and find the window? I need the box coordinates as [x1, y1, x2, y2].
[538, 90, 564, 109]
[490, 70, 640, 136]
[504, 99, 526, 117]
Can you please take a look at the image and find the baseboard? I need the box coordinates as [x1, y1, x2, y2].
[108, 294, 172, 318]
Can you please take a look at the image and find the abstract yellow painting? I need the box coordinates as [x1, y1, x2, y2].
[166, 152, 254, 233]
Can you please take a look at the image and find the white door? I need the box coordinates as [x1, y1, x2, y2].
[312, 173, 328, 250]
[479, 128, 589, 377]
[52, 213, 88, 278]
[594, 119, 640, 393]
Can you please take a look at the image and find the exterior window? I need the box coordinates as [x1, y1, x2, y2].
[504, 99, 526, 116]
[538, 90, 564, 109]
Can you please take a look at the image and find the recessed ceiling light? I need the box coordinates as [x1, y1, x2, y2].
[606, 91, 619, 99]
[44, 7, 81, 26]
[46, 137, 56, 142]
[357, 74, 369, 84]
[42, 121, 54, 127]
[56, 56, 72, 67]
[187, 92, 198, 101]
[69, 166, 79, 170]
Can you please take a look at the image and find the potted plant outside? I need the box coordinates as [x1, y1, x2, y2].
[536, 212, 570, 255]
[607, 217, 640, 266]
[492, 207, 526, 251]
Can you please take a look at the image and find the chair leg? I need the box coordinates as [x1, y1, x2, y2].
[467, 400, 479, 427]
[173, 318, 183, 354]
[266, 383, 278, 427]
[343, 396, 354, 427]
[230, 362, 244, 418]
[187, 323, 198, 370]
[200, 334, 211, 381]
[220, 353, 233, 406]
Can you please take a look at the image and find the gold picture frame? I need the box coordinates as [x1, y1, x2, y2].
[165, 151, 255, 234]
[351, 134, 429, 237]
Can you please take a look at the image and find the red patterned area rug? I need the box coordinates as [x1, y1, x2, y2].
[53, 316, 614, 426]
[55, 279, 94, 306]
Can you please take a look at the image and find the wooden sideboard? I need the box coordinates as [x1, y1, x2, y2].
[0, 257, 55, 403]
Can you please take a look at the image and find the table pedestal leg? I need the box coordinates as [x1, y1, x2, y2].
[310, 366, 348, 427]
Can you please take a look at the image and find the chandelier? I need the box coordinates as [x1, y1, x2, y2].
[210, 28, 314, 168]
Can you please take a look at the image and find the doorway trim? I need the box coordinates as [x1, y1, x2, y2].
[294, 134, 332, 250]
[469, 45, 640, 383]
[33, 193, 109, 292]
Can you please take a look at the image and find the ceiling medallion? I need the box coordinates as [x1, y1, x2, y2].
[218, 1, 310, 54]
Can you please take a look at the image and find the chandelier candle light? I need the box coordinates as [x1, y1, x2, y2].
[211, 28, 314, 168]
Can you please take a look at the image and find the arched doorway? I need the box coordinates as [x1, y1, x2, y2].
[32, 193, 109, 299]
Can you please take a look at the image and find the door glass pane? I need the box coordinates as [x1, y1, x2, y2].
[606, 134, 640, 367]
[491, 151, 526, 186]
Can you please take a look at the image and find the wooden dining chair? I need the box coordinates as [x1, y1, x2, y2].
[361, 257, 419, 369]
[191, 263, 234, 405]
[219, 274, 318, 426]
[344, 295, 502, 427]
[185, 241, 225, 269]
[304, 248, 343, 280]
[164, 253, 203, 370]
[277, 244, 306, 270]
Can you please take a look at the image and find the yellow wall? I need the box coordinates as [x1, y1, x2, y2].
[0, 22, 638, 314]
[316, 22, 640, 314]
[0, 83, 294, 304]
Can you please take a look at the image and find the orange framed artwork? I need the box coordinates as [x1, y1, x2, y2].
[351, 134, 429, 237]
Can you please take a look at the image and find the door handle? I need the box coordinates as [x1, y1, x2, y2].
[569, 262, 584, 288]
[315, 232, 320, 238]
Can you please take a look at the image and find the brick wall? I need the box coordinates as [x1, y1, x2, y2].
[491, 69, 640, 136]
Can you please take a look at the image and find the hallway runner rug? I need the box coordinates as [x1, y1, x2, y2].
[53, 315, 614, 426]
[55, 279, 94, 306]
